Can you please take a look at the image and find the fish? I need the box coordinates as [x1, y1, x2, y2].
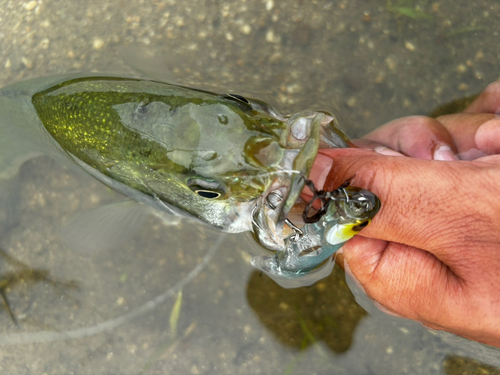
[251, 186, 380, 288]
[0, 74, 351, 252]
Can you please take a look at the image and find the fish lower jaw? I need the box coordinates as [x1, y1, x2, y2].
[250, 187, 291, 251]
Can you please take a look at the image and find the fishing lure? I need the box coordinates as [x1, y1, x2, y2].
[252, 180, 380, 287]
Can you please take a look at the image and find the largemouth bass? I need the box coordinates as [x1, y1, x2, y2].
[0, 74, 351, 252]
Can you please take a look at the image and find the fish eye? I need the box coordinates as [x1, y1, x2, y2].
[187, 178, 225, 199]
[352, 221, 369, 232]
[224, 93, 250, 105]
[194, 190, 221, 199]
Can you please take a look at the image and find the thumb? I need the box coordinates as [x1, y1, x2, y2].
[339, 235, 462, 327]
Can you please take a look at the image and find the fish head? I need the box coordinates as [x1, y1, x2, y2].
[144, 97, 329, 251]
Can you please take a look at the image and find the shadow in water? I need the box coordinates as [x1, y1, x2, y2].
[246, 266, 366, 354]
[428, 94, 478, 118]
[0, 247, 78, 325]
[443, 355, 500, 375]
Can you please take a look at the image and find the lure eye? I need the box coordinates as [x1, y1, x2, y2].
[352, 221, 369, 232]
[187, 178, 225, 199]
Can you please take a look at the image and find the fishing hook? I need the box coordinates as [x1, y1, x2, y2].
[302, 175, 356, 224]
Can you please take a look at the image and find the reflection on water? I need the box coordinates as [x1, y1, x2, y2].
[1, 0, 500, 373]
[428, 94, 479, 118]
[247, 268, 366, 354]
[443, 356, 500, 375]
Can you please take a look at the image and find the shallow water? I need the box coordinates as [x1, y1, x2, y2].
[0, 0, 500, 374]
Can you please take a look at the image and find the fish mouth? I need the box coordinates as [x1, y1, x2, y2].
[251, 183, 290, 251]
[251, 111, 328, 250]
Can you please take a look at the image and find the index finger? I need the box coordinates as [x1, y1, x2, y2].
[464, 81, 500, 114]
[305, 148, 500, 267]
[435, 113, 497, 159]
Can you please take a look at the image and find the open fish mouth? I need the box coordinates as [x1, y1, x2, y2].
[251, 111, 346, 251]
[251, 181, 292, 251]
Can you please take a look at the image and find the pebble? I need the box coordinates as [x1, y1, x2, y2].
[92, 38, 105, 50]
[266, 0, 274, 11]
[404, 41, 416, 51]
[458, 83, 469, 91]
[385, 56, 397, 71]
[279, 302, 289, 310]
[286, 83, 301, 94]
[474, 70, 484, 80]
[39, 38, 50, 49]
[316, 283, 326, 292]
[374, 72, 385, 83]
[240, 24, 251, 35]
[456, 64, 467, 73]
[24, 1, 37, 11]
[265, 29, 280, 43]
[21, 57, 34, 69]
[269, 52, 282, 64]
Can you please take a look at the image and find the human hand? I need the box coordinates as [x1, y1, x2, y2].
[303, 81, 500, 347]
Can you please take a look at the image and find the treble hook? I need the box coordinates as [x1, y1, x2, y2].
[302, 175, 356, 224]
[264, 191, 303, 240]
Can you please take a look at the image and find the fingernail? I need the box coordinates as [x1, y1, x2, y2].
[374, 146, 405, 157]
[433, 145, 458, 161]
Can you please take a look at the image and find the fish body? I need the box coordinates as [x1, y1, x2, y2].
[0, 75, 350, 250]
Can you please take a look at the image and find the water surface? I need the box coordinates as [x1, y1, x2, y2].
[0, 0, 500, 374]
